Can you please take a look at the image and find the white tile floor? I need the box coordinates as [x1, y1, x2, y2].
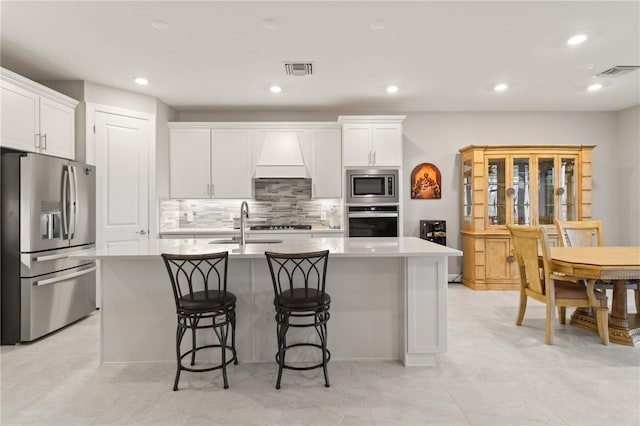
[1, 284, 639, 425]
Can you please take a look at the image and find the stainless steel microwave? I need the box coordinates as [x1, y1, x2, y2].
[346, 169, 398, 204]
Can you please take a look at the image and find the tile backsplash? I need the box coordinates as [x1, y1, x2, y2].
[160, 178, 343, 230]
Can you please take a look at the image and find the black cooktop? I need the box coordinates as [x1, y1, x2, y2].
[250, 225, 312, 231]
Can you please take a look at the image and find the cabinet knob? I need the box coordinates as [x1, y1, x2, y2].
[136, 230, 147, 235]
[506, 187, 515, 196]
[557, 187, 565, 195]
[506, 255, 515, 264]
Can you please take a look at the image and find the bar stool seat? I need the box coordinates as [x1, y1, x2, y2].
[178, 290, 236, 312]
[161, 252, 238, 391]
[275, 288, 331, 309]
[265, 250, 331, 389]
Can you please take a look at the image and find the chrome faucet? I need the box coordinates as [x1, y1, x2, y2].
[239, 201, 250, 245]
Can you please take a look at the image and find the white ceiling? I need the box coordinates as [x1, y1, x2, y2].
[1, 1, 639, 112]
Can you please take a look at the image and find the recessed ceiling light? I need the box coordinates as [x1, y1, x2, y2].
[151, 20, 169, 30]
[587, 83, 602, 92]
[270, 85, 282, 93]
[494, 83, 508, 92]
[134, 77, 149, 86]
[261, 19, 277, 30]
[370, 20, 386, 31]
[567, 34, 588, 46]
[386, 85, 399, 93]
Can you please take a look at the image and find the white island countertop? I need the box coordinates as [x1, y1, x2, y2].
[76, 237, 462, 260]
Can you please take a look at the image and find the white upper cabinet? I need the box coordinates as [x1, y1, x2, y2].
[211, 129, 252, 198]
[311, 128, 342, 198]
[170, 128, 211, 198]
[169, 122, 343, 200]
[38, 96, 76, 159]
[1, 68, 77, 160]
[342, 125, 371, 167]
[371, 124, 402, 166]
[339, 116, 405, 167]
[169, 127, 252, 199]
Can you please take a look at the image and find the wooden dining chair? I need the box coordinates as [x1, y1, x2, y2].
[507, 224, 609, 345]
[554, 219, 640, 313]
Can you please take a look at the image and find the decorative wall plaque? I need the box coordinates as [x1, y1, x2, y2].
[410, 163, 441, 199]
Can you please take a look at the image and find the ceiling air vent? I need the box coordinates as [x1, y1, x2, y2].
[284, 62, 313, 76]
[595, 65, 640, 77]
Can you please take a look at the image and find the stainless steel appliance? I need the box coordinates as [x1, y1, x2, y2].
[1, 152, 97, 344]
[348, 205, 399, 237]
[346, 169, 398, 204]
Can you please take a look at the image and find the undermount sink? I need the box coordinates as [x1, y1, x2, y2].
[209, 238, 283, 245]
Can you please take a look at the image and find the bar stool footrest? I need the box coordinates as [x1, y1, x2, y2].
[179, 344, 237, 373]
[276, 342, 331, 371]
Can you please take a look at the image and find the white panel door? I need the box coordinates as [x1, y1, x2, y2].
[169, 128, 211, 198]
[371, 124, 402, 166]
[39, 96, 75, 160]
[312, 128, 342, 198]
[95, 111, 150, 244]
[0, 80, 39, 152]
[342, 124, 371, 166]
[211, 129, 252, 198]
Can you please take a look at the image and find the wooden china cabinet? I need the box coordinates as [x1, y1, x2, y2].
[459, 145, 594, 290]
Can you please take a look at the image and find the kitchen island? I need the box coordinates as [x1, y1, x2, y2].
[77, 237, 461, 366]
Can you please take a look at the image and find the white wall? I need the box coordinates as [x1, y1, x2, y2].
[84, 81, 157, 115]
[615, 105, 640, 245]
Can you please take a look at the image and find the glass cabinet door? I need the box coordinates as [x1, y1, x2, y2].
[537, 157, 555, 225]
[512, 157, 530, 225]
[558, 156, 578, 221]
[487, 158, 506, 225]
[463, 160, 473, 221]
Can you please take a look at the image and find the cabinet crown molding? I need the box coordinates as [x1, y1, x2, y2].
[0, 67, 79, 108]
[337, 115, 406, 124]
[168, 121, 339, 129]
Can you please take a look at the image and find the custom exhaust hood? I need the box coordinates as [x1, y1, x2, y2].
[254, 131, 309, 178]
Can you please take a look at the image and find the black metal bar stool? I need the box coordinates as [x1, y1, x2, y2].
[161, 251, 238, 390]
[264, 250, 331, 389]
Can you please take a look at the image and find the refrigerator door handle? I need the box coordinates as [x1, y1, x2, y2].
[62, 166, 70, 239]
[34, 266, 96, 287]
[35, 253, 70, 262]
[69, 166, 78, 239]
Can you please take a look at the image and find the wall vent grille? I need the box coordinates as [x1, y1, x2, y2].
[595, 65, 640, 77]
[284, 62, 313, 76]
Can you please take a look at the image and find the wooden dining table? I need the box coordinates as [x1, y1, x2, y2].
[550, 246, 640, 346]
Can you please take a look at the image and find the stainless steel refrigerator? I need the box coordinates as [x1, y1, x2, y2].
[1, 152, 97, 344]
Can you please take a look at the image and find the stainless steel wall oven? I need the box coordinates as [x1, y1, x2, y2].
[347, 205, 399, 237]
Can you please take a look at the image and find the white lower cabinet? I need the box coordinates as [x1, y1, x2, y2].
[169, 127, 252, 199]
[1, 68, 77, 160]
